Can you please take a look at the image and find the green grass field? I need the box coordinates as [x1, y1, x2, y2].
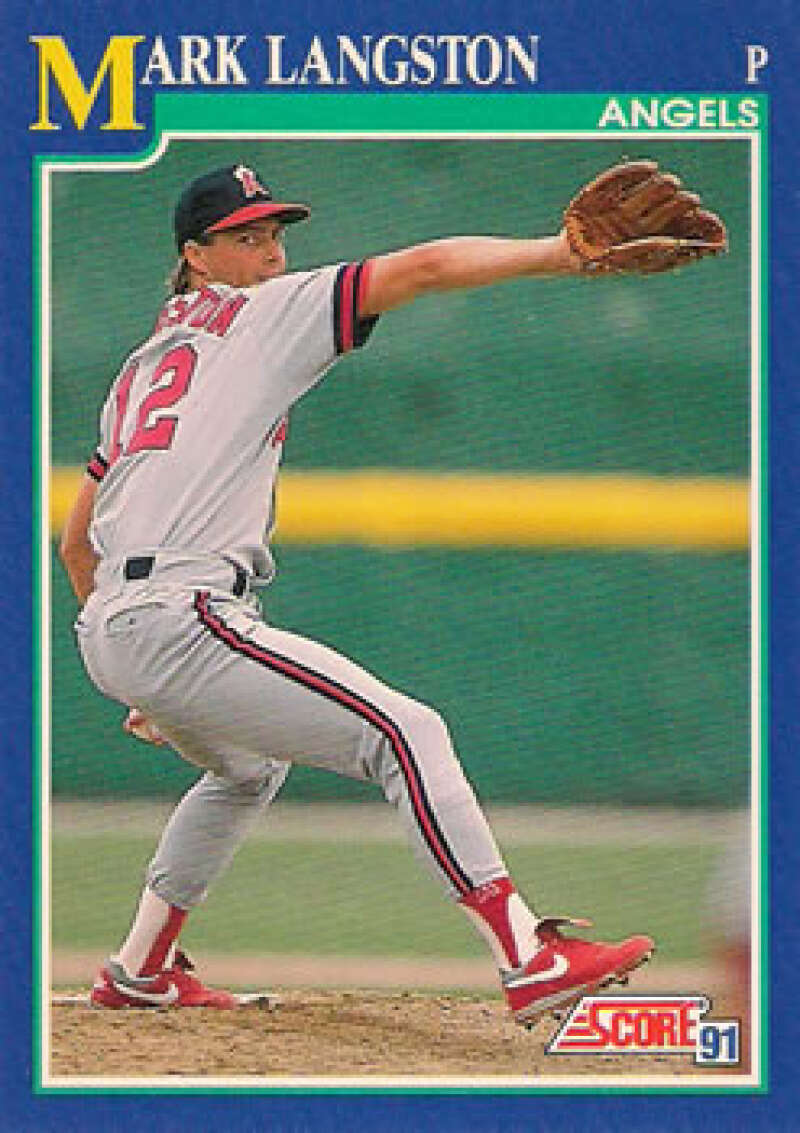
[51, 833, 721, 963]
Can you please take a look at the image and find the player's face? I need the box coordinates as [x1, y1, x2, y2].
[190, 220, 288, 287]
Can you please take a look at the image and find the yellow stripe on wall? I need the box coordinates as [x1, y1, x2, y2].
[49, 468, 750, 549]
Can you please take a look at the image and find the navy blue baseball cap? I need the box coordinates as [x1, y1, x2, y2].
[174, 164, 310, 250]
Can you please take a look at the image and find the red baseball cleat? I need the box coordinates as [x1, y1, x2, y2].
[502, 917, 655, 1026]
[90, 948, 239, 1009]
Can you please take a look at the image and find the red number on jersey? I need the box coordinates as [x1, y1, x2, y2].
[110, 345, 198, 461]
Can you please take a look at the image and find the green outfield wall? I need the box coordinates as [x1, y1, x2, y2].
[46, 136, 753, 805]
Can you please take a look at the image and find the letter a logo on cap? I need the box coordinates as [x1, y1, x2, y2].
[233, 165, 265, 198]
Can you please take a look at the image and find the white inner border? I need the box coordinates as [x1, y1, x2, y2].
[38, 125, 763, 1092]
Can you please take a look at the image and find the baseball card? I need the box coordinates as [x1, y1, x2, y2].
[2, 0, 797, 1128]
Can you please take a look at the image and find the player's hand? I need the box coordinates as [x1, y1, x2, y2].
[123, 708, 167, 746]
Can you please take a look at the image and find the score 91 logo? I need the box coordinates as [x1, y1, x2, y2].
[696, 1019, 740, 1065]
[547, 995, 741, 1066]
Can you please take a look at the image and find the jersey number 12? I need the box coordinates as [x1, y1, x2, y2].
[109, 344, 198, 464]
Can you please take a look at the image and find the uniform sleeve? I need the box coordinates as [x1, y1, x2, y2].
[332, 260, 379, 354]
[85, 390, 114, 482]
[86, 450, 108, 482]
[242, 262, 380, 409]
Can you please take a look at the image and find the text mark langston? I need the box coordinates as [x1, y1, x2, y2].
[30, 32, 541, 131]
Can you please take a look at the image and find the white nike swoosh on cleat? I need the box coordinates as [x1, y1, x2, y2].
[111, 979, 180, 1006]
[505, 953, 569, 988]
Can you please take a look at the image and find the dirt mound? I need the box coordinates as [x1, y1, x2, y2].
[48, 988, 745, 1082]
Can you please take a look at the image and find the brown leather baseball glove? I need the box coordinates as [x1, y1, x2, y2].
[564, 160, 728, 274]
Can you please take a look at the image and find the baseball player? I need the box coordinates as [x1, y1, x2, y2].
[59, 162, 723, 1024]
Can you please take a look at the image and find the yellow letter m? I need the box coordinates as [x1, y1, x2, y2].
[30, 35, 144, 131]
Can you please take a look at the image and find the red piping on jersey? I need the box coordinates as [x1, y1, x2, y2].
[87, 452, 108, 482]
[192, 591, 474, 896]
[338, 263, 356, 353]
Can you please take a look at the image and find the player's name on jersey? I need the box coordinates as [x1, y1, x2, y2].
[598, 97, 760, 131]
[153, 287, 249, 337]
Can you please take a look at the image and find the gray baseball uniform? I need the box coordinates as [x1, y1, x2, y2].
[76, 262, 506, 907]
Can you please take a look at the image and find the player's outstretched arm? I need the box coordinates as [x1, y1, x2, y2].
[360, 229, 580, 315]
[58, 473, 100, 605]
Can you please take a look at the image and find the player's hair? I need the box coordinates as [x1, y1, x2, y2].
[167, 234, 213, 296]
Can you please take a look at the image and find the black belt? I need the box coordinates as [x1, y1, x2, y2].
[123, 556, 248, 597]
